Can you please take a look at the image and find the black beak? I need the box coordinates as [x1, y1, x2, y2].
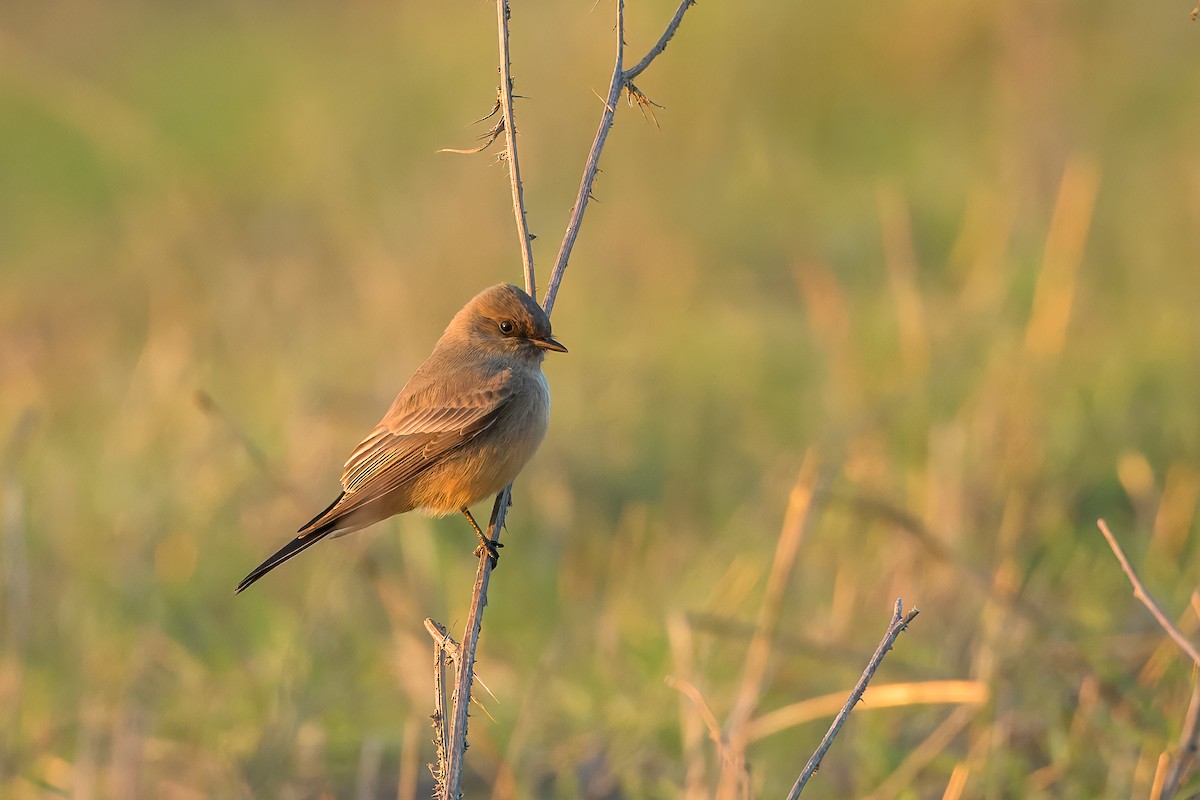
[532, 336, 568, 353]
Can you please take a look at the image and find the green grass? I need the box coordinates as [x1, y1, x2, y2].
[2, 0, 1200, 797]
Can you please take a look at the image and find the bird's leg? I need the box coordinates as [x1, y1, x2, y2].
[462, 506, 503, 567]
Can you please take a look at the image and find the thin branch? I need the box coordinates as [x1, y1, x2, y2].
[426, 619, 451, 793]
[787, 600, 921, 799]
[437, 2, 700, 794]
[623, 0, 695, 81]
[543, 0, 698, 315]
[1097, 519, 1200, 799]
[440, 485, 511, 800]
[1096, 519, 1200, 666]
[495, 0, 536, 295]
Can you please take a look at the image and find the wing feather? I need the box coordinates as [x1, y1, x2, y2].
[298, 372, 513, 532]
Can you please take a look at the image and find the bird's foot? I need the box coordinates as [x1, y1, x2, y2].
[473, 537, 504, 568]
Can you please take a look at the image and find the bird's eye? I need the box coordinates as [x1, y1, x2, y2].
[499, 320, 515, 335]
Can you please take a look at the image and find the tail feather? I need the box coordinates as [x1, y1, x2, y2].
[236, 493, 349, 594]
[236, 526, 335, 593]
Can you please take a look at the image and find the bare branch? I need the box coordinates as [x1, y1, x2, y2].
[1096, 519, 1200, 666]
[438, 2, 701, 794]
[426, 619, 451, 794]
[787, 600, 921, 799]
[544, 0, 699, 316]
[440, 485, 511, 799]
[495, 0, 536, 295]
[624, 0, 695, 82]
[1097, 519, 1200, 799]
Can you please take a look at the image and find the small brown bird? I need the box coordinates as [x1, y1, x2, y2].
[236, 283, 566, 593]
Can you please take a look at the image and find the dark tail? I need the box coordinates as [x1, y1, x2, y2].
[235, 493, 346, 594]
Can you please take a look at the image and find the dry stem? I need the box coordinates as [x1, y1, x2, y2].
[495, 0, 535, 295]
[440, 487, 510, 798]
[435, 2, 699, 794]
[787, 600, 921, 799]
[1096, 518, 1200, 799]
[543, 0, 696, 315]
[1096, 519, 1200, 666]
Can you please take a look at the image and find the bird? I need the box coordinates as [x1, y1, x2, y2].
[236, 283, 566, 593]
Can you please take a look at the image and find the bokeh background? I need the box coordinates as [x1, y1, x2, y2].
[3, 1, 1200, 797]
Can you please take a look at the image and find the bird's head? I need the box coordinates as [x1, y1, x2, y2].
[455, 283, 567, 362]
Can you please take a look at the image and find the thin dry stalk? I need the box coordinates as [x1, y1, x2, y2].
[787, 600, 921, 799]
[716, 456, 823, 797]
[1097, 518, 1200, 800]
[1160, 664, 1200, 799]
[494, 0, 535, 294]
[441, 487, 510, 799]
[1096, 519, 1200, 666]
[543, 0, 697, 315]
[426, 619, 451, 792]
[747, 680, 988, 743]
[668, 613, 710, 799]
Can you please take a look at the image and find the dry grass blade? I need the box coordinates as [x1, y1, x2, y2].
[716, 455, 825, 798]
[747, 681, 989, 743]
[437, 117, 505, 155]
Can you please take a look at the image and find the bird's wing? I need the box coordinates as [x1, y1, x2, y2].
[297, 371, 514, 533]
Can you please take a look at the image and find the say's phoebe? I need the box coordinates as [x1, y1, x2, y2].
[236, 283, 566, 593]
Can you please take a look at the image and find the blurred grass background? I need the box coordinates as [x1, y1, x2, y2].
[2, 0, 1200, 797]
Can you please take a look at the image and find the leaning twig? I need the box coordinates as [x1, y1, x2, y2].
[787, 600, 921, 799]
[543, 0, 696, 315]
[1097, 519, 1200, 799]
[1096, 519, 1200, 667]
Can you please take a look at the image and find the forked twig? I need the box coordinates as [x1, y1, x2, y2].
[787, 600, 920, 798]
[543, 0, 697, 315]
[437, 2, 699, 795]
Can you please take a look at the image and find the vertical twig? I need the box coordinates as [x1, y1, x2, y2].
[495, 0, 535, 296]
[438, 2, 701, 794]
[442, 486, 511, 799]
[426, 619, 452, 793]
[787, 600, 921, 799]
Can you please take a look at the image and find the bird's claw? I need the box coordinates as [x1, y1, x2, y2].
[474, 538, 504, 568]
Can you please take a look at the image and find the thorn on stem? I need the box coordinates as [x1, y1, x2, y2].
[626, 81, 665, 128]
